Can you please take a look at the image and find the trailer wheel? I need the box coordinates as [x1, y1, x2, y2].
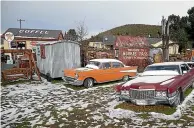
[46, 73, 52, 82]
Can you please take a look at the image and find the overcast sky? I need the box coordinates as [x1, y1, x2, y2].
[1, 1, 194, 38]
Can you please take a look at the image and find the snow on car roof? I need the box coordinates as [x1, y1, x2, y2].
[89, 59, 122, 63]
[185, 62, 194, 64]
[150, 62, 186, 66]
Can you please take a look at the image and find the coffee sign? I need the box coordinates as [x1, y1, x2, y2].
[19, 30, 49, 34]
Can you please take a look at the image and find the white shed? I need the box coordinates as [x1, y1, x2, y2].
[36, 40, 80, 80]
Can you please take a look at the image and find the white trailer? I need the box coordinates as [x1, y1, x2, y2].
[36, 40, 81, 81]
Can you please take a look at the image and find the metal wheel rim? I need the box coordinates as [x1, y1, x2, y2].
[123, 76, 129, 81]
[176, 92, 180, 105]
[87, 79, 93, 87]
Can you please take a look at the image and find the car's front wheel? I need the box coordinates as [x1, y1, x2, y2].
[171, 90, 182, 107]
[84, 78, 94, 88]
[190, 82, 194, 88]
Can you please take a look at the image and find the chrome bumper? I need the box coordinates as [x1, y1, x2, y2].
[63, 76, 83, 86]
[117, 94, 176, 106]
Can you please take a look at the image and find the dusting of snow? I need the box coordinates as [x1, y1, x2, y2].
[150, 89, 194, 120]
[142, 70, 179, 76]
[85, 64, 99, 69]
[1, 76, 194, 127]
[120, 69, 137, 73]
[90, 58, 122, 63]
[122, 75, 175, 87]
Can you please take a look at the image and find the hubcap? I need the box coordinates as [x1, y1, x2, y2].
[176, 92, 180, 105]
[123, 76, 128, 81]
[87, 79, 93, 87]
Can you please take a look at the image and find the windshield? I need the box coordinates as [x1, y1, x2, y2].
[144, 65, 181, 74]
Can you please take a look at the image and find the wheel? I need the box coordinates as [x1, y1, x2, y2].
[122, 75, 129, 82]
[171, 90, 183, 107]
[190, 82, 194, 88]
[84, 78, 94, 88]
[46, 73, 52, 82]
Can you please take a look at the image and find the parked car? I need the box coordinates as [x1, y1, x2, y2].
[115, 62, 194, 107]
[63, 59, 138, 88]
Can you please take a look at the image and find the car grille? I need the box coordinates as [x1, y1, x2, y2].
[65, 76, 76, 82]
[130, 89, 155, 99]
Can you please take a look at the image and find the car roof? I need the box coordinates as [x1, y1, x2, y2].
[186, 62, 194, 64]
[89, 59, 123, 63]
[149, 62, 186, 66]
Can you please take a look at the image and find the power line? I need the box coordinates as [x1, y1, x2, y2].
[17, 19, 25, 29]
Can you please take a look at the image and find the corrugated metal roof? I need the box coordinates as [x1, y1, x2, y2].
[36, 40, 80, 46]
[2, 28, 63, 39]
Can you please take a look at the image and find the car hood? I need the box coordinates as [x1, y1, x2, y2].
[122, 75, 176, 88]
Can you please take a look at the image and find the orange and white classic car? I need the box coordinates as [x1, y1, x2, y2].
[63, 59, 138, 88]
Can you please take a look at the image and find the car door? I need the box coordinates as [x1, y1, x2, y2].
[180, 64, 192, 91]
[111, 62, 123, 80]
[97, 62, 114, 82]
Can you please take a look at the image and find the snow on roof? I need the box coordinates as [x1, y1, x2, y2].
[36, 40, 79, 45]
[90, 59, 123, 63]
[150, 62, 186, 66]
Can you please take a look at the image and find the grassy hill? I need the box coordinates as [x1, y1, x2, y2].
[89, 24, 161, 42]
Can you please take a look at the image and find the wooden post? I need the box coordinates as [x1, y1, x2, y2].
[28, 52, 33, 79]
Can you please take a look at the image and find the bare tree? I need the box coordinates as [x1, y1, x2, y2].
[76, 20, 88, 42]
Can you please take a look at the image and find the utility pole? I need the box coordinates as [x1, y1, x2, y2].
[161, 16, 171, 62]
[17, 19, 25, 29]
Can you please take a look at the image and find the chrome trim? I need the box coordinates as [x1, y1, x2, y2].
[129, 89, 155, 99]
[130, 88, 155, 91]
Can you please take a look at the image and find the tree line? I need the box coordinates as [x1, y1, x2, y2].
[168, 6, 194, 53]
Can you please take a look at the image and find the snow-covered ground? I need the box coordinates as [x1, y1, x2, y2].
[1, 78, 194, 128]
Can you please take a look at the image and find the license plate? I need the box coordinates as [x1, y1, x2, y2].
[136, 100, 147, 105]
[121, 90, 129, 95]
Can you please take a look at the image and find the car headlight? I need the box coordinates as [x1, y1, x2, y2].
[121, 90, 129, 95]
[75, 73, 79, 79]
[156, 91, 167, 97]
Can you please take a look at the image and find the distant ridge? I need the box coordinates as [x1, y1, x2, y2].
[88, 24, 161, 42]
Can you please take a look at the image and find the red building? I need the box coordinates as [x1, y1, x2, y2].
[103, 35, 151, 68]
[114, 36, 150, 68]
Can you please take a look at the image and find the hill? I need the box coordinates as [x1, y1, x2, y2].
[89, 24, 161, 42]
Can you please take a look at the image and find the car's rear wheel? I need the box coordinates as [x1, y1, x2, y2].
[122, 75, 129, 82]
[84, 78, 94, 88]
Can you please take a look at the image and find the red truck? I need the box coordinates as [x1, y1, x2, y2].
[115, 62, 194, 107]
